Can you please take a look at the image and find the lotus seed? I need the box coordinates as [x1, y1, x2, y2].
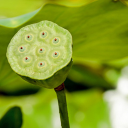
[53, 37, 59, 44]
[25, 34, 33, 42]
[24, 57, 31, 63]
[40, 31, 47, 38]
[38, 48, 45, 53]
[19, 46, 26, 52]
[38, 62, 45, 68]
[53, 52, 59, 58]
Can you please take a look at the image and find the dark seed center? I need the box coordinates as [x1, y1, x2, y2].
[40, 49, 42, 51]
[55, 52, 57, 55]
[42, 32, 45, 35]
[20, 47, 23, 49]
[27, 36, 30, 38]
[25, 57, 28, 60]
[54, 38, 57, 41]
[40, 63, 42, 65]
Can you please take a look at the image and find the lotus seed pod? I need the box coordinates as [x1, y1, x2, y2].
[6, 20, 73, 89]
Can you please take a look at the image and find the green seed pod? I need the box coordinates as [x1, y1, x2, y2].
[6, 20, 73, 89]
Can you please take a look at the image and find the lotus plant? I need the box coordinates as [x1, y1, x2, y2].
[6, 20, 73, 128]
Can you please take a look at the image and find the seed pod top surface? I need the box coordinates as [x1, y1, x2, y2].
[6, 21, 72, 80]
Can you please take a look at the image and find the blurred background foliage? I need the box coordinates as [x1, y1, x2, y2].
[0, 0, 128, 128]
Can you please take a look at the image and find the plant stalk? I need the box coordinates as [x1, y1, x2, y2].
[54, 83, 70, 128]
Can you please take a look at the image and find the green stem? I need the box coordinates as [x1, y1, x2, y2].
[54, 84, 70, 128]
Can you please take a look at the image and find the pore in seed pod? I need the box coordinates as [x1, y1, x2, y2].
[6, 20, 73, 89]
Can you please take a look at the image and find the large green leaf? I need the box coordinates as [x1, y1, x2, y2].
[0, 106, 22, 128]
[0, 0, 45, 18]
[0, 0, 128, 61]
[0, 0, 128, 89]
[0, 0, 94, 18]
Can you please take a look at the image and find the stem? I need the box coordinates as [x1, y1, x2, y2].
[54, 83, 70, 128]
